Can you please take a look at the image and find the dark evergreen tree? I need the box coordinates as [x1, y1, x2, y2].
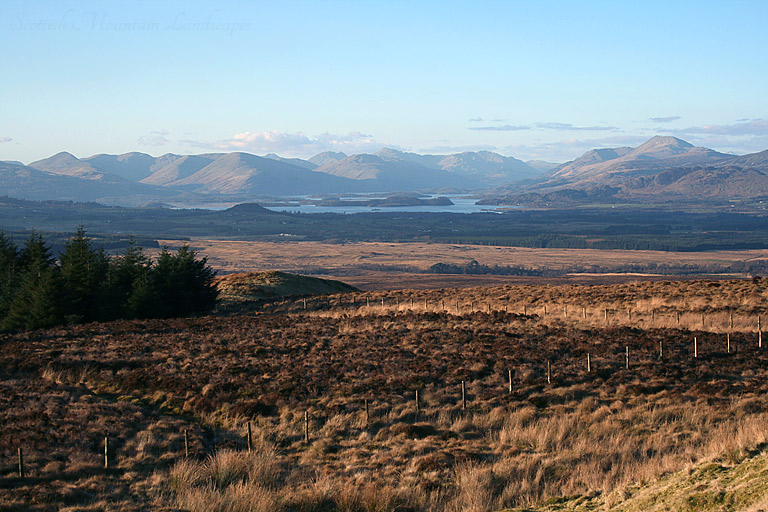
[0, 232, 21, 322]
[151, 245, 218, 318]
[3, 234, 63, 330]
[105, 238, 153, 319]
[59, 226, 109, 322]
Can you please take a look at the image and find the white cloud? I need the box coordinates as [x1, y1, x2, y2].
[0, 137, 12, 143]
[419, 144, 498, 154]
[649, 116, 681, 123]
[469, 124, 530, 131]
[138, 129, 170, 146]
[182, 130, 395, 157]
[665, 119, 768, 137]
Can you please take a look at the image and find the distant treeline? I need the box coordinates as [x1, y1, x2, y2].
[0, 228, 217, 331]
[428, 260, 544, 276]
[426, 259, 768, 277]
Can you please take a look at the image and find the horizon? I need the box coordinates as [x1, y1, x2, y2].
[1, 1, 767, 163]
[10, 134, 760, 167]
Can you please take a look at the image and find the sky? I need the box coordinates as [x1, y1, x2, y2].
[1, 0, 767, 164]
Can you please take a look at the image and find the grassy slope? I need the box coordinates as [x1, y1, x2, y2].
[215, 270, 359, 303]
[505, 450, 768, 512]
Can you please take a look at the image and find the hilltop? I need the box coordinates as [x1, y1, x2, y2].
[215, 270, 359, 304]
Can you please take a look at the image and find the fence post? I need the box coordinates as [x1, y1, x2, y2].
[727, 333, 731, 354]
[582, 306, 587, 320]
[625, 346, 630, 370]
[18, 447, 23, 478]
[415, 390, 420, 420]
[461, 380, 467, 411]
[563, 305, 567, 318]
[659, 340, 663, 360]
[604, 308, 608, 324]
[247, 422, 252, 453]
[304, 411, 310, 444]
[547, 360, 551, 384]
[104, 436, 109, 469]
[184, 429, 189, 458]
[587, 353, 591, 373]
[694, 337, 698, 358]
[508, 369, 512, 394]
[365, 399, 370, 426]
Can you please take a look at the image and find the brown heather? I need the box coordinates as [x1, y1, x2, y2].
[3, 277, 768, 510]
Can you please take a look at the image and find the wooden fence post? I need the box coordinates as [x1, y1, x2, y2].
[365, 399, 370, 426]
[625, 346, 630, 370]
[563, 305, 567, 318]
[247, 422, 253, 453]
[547, 360, 551, 384]
[544, 305, 548, 315]
[523, 304, 527, 316]
[104, 436, 109, 469]
[18, 447, 23, 478]
[727, 333, 731, 354]
[582, 306, 587, 320]
[676, 311, 680, 325]
[694, 337, 698, 358]
[604, 308, 608, 324]
[415, 390, 420, 419]
[508, 369, 512, 394]
[304, 411, 310, 444]
[381, 297, 385, 307]
[184, 429, 189, 458]
[461, 380, 467, 411]
[587, 353, 591, 373]
[659, 340, 663, 360]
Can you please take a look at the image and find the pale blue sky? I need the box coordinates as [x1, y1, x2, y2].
[1, 0, 767, 163]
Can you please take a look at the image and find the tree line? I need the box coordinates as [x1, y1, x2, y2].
[0, 228, 218, 331]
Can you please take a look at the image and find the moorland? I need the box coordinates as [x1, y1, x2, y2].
[4, 277, 768, 511]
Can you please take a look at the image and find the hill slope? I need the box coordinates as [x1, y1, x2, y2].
[215, 270, 359, 303]
[502, 450, 768, 511]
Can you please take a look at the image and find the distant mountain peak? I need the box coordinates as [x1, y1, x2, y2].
[629, 136, 695, 158]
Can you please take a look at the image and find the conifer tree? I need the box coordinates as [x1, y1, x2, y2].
[105, 238, 152, 319]
[0, 232, 21, 322]
[3, 234, 63, 330]
[151, 245, 218, 318]
[59, 226, 109, 322]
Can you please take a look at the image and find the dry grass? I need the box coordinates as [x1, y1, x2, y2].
[159, 239, 768, 278]
[5, 277, 768, 510]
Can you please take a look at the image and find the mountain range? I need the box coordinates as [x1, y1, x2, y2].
[2, 136, 768, 206]
[516, 136, 768, 199]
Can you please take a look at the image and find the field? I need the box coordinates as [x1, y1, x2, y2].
[158, 239, 768, 289]
[4, 278, 768, 510]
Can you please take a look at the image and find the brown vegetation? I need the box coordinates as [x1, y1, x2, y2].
[3, 278, 768, 510]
